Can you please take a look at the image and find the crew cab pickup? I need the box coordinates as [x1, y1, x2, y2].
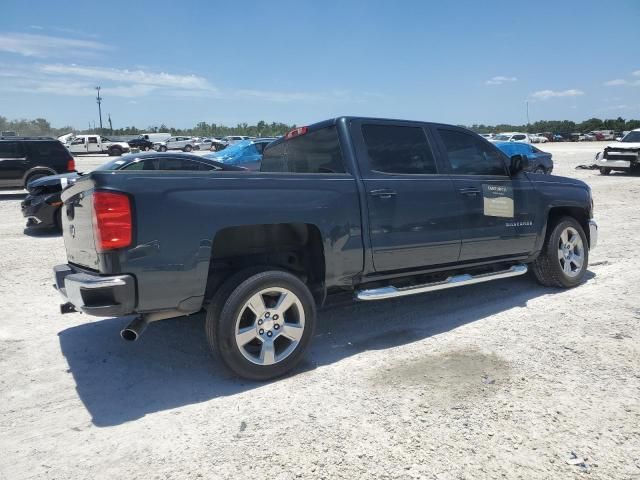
[67, 135, 130, 156]
[54, 117, 598, 380]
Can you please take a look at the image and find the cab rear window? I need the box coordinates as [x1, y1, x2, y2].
[261, 126, 346, 174]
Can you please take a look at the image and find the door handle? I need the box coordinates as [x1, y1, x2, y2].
[458, 187, 480, 196]
[369, 189, 397, 199]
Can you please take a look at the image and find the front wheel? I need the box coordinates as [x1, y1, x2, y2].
[160, 145, 167, 152]
[206, 269, 316, 380]
[183, 145, 193, 152]
[532, 217, 589, 288]
[599, 167, 611, 175]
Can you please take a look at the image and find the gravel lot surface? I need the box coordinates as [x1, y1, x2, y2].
[1, 142, 639, 479]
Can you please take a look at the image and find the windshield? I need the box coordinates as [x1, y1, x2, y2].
[621, 131, 640, 143]
[493, 134, 511, 141]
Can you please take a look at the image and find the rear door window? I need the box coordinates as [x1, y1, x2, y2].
[361, 124, 437, 174]
[158, 157, 216, 171]
[438, 129, 508, 176]
[261, 126, 345, 174]
[27, 141, 69, 161]
[0, 141, 23, 158]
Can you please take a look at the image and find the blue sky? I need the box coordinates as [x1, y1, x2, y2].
[1, 0, 639, 129]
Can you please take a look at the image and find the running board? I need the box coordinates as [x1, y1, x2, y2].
[356, 264, 528, 301]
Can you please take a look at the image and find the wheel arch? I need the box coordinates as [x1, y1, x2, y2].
[206, 222, 326, 305]
[22, 166, 57, 187]
[546, 206, 592, 247]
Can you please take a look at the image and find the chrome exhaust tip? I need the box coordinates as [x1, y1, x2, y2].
[120, 316, 148, 342]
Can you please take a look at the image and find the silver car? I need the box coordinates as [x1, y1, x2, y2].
[155, 136, 197, 152]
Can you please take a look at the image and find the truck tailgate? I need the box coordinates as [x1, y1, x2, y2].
[60, 176, 100, 270]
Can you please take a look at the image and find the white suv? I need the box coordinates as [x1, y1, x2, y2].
[155, 136, 197, 152]
[491, 132, 531, 143]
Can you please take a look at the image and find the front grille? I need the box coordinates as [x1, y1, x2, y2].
[604, 150, 639, 161]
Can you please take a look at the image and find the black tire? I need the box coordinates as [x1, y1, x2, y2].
[599, 167, 611, 175]
[533, 167, 546, 174]
[205, 268, 316, 380]
[532, 217, 589, 288]
[160, 146, 167, 152]
[108, 147, 122, 157]
[184, 145, 193, 152]
[144, 146, 150, 151]
[24, 172, 48, 188]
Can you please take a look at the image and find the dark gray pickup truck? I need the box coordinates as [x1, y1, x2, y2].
[54, 117, 598, 379]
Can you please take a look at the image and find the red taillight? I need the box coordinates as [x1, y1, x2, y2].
[92, 191, 132, 252]
[67, 158, 75, 171]
[285, 126, 308, 140]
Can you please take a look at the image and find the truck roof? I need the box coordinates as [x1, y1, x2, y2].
[267, 116, 468, 150]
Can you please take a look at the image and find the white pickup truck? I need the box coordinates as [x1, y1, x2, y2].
[596, 129, 640, 175]
[67, 135, 130, 156]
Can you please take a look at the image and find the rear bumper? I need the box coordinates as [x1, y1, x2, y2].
[54, 264, 136, 317]
[589, 219, 598, 250]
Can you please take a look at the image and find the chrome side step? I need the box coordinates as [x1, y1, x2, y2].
[356, 264, 528, 301]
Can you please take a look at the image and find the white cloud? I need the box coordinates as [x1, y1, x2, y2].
[0, 33, 110, 58]
[40, 64, 215, 91]
[604, 79, 628, 86]
[530, 89, 584, 100]
[0, 61, 370, 104]
[633, 70, 640, 77]
[485, 76, 517, 85]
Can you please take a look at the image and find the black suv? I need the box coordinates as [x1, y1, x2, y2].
[127, 137, 154, 151]
[0, 137, 75, 189]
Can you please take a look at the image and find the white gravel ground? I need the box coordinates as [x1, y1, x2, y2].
[1, 142, 639, 479]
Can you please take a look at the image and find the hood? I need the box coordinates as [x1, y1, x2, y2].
[27, 172, 80, 192]
[605, 141, 640, 150]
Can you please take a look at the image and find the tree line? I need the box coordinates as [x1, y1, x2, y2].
[2, 115, 639, 139]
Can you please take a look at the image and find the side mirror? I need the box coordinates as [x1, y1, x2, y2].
[510, 154, 529, 175]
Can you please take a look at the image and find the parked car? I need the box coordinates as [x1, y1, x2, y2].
[479, 133, 494, 140]
[127, 137, 154, 151]
[54, 116, 597, 380]
[22, 152, 244, 231]
[204, 138, 277, 170]
[220, 135, 250, 146]
[0, 136, 75, 189]
[193, 137, 226, 152]
[67, 135, 130, 156]
[595, 128, 640, 175]
[530, 134, 549, 144]
[491, 132, 531, 143]
[493, 142, 553, 174]
[154, 136, 198, 152]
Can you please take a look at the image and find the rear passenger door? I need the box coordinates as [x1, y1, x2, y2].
[352, 120, 462, 272]
[0, 141, 27, 186]
[433, 127, 536, 261]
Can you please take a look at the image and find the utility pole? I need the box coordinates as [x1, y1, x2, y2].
[526, 101, 530, 131]
[108, 113, 113, 134]
[96, 86, 103, 131]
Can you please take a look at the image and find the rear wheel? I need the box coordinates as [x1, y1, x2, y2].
[108, 147, 122, 156]
[184, 145, 193, 152]
[599, 167, 611, 175]
[205, 269, 316, 380]
[532, 217, 589, 288]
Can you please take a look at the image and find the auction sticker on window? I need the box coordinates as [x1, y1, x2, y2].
[482, 184, 514, 218]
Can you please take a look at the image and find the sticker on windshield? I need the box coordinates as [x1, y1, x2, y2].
[482, 184, 514, 218]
